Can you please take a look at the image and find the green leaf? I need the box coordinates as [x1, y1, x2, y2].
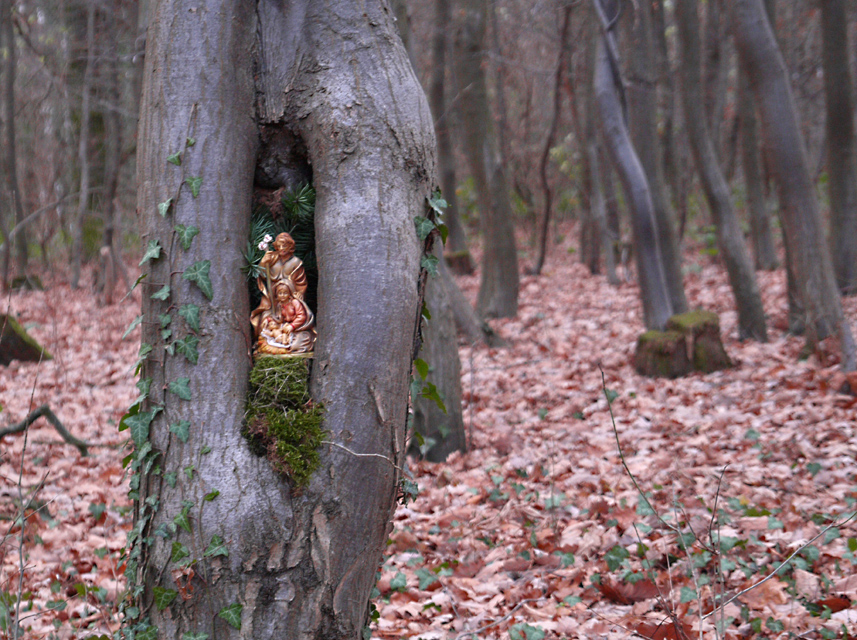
[204, 534, 228, 558]
[167, 152, 182, 166]
[159, 313, 172, 328]
[605, 544, 630, 571]
[419, 382, 447, 414]
[174, 508, 192, 534]
[46, 599, 67, 611]
[185, 176, 203, 198]
[169, 377, 192, 400]
[179, 304, 201, 332]
[186, 137, 196, 147]
[390, 572, 407, 591]
[89, 502, 106, 520]
[158, 198, 173, 217]
[169, 420, 191, 443]
[604, 388, 619, 404]
[175, 224, 200, 251]
[413, 358, 429, 380]
[137, 625, 159, 640]
[437, 222, 449, 245]
[151, 285, 171, 301]
[165, 472, 177, 488]
[125, 409, 158, 447]
[161, 328, 173, 341]
[680, 586, 697, 603]
[139, 240, 162, 266]
[183, 260, 213, 300]
[183, 634, 209, 640]
[414, 215, 435, 241]
[428, 190, 447, 215]
[153, 586, 177, 611]
[203, 490, 220, 502]
[175, 335, 200, 364]
[767, 516, 784, 530]
[123, 315, 144, 340]
[420, 254, 439, 276]
[218, 603, 242, 630]
[415, 568, 438, 590]
[170, 542, 190, 564]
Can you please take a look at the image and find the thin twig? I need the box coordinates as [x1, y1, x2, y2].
[453, 597, 543, 639]
[322, 441, 401, 471]
[0, 405, 90, 455]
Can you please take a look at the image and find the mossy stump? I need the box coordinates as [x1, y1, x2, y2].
[633, 310, 732, 378]
[244, 355, 324, 487]
[0, 314, 52, 366]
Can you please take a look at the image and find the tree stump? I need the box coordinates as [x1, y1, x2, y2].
[0, 314, 52, 366]
[634, 310, 731, 378]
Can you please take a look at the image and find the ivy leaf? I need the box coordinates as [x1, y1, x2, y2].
[218, 603, 242, 630]
[420, 254, 439, 277]
[186, 137, 196, 147]
[185, 176, 202, 198]
[161, 328, 172, 341]
[158, 313, 172, 328]
[134, 342, 154, 374]
[139, 240, 162, 266]
[174, 508, 192, 534]
[175, 224, 199, 251]
[413, 358, 429, 380]
[414, 216, 435, 241]
[420, 382, 447, 414]
[122, 315, 143, 340]
[153, 586, 177, 611]
[164, 472, 177, 488]
[169, 377, 192, 400]
[130, 378, 152, 410]
[183, 634, 209, 640]
[151, 285, 171, 301]
[179, 304, 201, 332]
[158, 198, 173, 217]
[428, 190, 447, 215]
[437, 222, 449, 245]
[170, 541, 190, 564]
[183, 260, 213, 300]
[125, 409, 158, 447]
[169, 420, 191, 443]
[203, 490, 220, 502]
[204, 534, 228, 558]
[167, 152, 182, 166]
[175, 335, 200, 364]
[137, 625, 159, 640]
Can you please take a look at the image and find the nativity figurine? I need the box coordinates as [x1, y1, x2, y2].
[251, 232, 317, 356]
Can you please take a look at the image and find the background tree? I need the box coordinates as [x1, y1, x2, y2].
[135, 2, 435, 639]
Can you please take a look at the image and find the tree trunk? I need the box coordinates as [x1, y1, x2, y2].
[624, 0, 688, 314]
[677, 0, 768, 342]
[430, 0, 473, 275]
[71, 1, 95, 290]
[703, 0, 728, 163]
[593, 0, 673, 331]
[733, 0, 855, 369]
[412, 251, 467, 463]
[455, 0, 519, 318]
[738, 72, 778, 271]
[133, 3, 436, 640]
[1, 0, 27, 280]
[533, 5, 571, 275]
[820, 0, 857, 295]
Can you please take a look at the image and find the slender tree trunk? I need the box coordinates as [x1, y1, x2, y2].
[71, 1, 95, 290]
[733, 0, 855, 369]
[412, 250, 467, 463]
[820, 0, 857, 295]
[135, 2, 436, 639]
[533, 5, 571, 275]
[624, 0, 688, 314]
[1, 0, 27, 280]
[738, 72, 778, 270]
[455, 0, 519, 318]
[704, 0, 728, 163]
[677, 0, 767, 341]
[488, 0, 510, 167]
[430, 0, 472, 274]
[593, 0, 673, 331]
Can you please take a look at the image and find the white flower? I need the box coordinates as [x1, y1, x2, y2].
[258, 240, 269, 251]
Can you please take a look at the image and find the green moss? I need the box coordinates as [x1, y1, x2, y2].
[244, 356, 325, 488]
[667, 309, 719, 332]
[637, 330, 684, 349]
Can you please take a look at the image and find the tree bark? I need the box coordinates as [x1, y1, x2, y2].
[71, 1, 95, 290]
[820, 0, 857, 295]
[455, 0, 519, 318]
[1, 0, 27, 280]
[624, 0, 688, 314]
[703, 0, 728, 163]
[738, 72, 778, 271]
[676, 0, 767, 342]
[412, 251, 467, 463]
[593, 0, 673, 331]
[135, 3, 436, 640]
[733, 0, 855, 368]
[430, 0, 473, 275]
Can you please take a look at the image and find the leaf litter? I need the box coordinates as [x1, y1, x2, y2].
[1, 230, 856, 639]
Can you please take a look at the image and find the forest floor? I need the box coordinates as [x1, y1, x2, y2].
[2, 225, 857, 640]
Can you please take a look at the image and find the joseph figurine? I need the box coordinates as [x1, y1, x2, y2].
[250, 232, 308, 338]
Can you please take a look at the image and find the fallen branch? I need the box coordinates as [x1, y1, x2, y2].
[0, 405, 89, 455]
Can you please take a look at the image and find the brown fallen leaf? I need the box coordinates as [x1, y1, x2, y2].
[814, 595, 852, 613]
[597, 578, 659, 605]
[633, 618, 695, 640]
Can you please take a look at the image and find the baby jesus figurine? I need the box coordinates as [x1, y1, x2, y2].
[255, 280, 316, 356]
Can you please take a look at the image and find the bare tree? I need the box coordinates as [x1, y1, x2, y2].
[676, 0, 767, 341]
[733, 0, 855, 369]
[134, 2, 436, 639]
